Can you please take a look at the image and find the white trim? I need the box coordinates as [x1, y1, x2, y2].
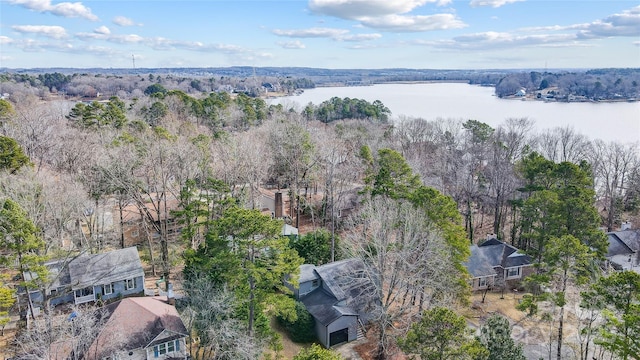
[505, 266, 521, 279]
[103, 283, 113, 295]
[124, 278, 136, 291]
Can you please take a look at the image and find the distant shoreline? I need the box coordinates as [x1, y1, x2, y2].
[315, 79, 471, 87]
[265, 81, 637, 104]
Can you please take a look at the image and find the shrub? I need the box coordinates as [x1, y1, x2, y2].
[278, 301, 316, 343]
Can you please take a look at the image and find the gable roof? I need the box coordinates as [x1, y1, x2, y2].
[299, 258, 375, 326]
[465, 238, 532, 278]
[85, 296, 188, 359]
[606, 229, 640, 257]
[314, 258, 371, 305]
[301, 287, 349, 326]
[605, 229, 640, 271]
[68, 247, 144, 290]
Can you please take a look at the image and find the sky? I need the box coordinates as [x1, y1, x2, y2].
[1, 0, 639, 69]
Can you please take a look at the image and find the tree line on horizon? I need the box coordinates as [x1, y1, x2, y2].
[2, 67, 639, 101]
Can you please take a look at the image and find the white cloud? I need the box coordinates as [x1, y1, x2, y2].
[519, 24, 589, 32]
[419, 5, 640, 52]
[277, 40, 306, 49]
[76, 31, 144, 43]
[338, 33, 383, 41]
[272, 27, 349, 38]
[469, 0, 524, 8]
[112, 16, 140, 27]
[8, 0, 98, 21]
[0, 36, 13, 44]
[360, 13, 466, 32]
[12, 25, 67, 39]
[577, 6, 640, 38]
[634, 41, 640, 46]
[425, 31, 578, 50]
[272, 27, 382, 42]
[308, 0, 462, 32]
[9, 38, 123, 58]
[520, 6, 640, 39]
[94, 26, 110, 35]
[309, 0, 449, 19]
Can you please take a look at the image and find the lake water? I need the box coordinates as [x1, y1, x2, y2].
[268, 83, 640, 144]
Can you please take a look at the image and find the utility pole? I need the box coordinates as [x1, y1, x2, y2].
[132, 54, 136, 69]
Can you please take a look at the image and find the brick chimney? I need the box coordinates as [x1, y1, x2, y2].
[274, 192, 283, 218]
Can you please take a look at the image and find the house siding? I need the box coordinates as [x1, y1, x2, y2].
[315, 319, 328, 348]
[298, 280, 319, 298]
[471, 276, 495, 291]
[502, 265, 534, 290]
[118, 348, 146, 360]
[44, 275, 145, 307]
[145, 338, 187, 360]
[327, 315, 357, 346]
[49, 290, 74, 306]
[110, 275, 145, 299]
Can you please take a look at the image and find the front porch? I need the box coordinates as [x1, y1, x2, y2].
[74, 287, 95, 304]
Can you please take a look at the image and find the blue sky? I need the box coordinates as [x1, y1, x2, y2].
[1, 0, 639, 69]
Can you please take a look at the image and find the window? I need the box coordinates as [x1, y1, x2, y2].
[103, 283, 113, 295]
[311, 279, 319, 287]
[478, 277, 487, 288]
[506, 267, 521, 278]
[76, 287, 93, 297]
[157, 342, 167, 356]
[124, 278, 136, 291]
[153, 340, 181, 358]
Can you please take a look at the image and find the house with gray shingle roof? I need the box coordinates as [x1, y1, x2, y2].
[605, 226, 640, 272]
[295, 258, 376, 348]
[29, 247, 145, 307]
[464, 236, 533, 291]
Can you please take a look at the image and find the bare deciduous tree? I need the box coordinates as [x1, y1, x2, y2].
[591, 140, 638, 231]
[13, 304, 124, 360]
[343, 197, 467, 360]
[181, 276, 264, 360]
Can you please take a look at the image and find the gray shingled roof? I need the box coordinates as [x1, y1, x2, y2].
[300, 258, 376, 325]
[301, 288, 344, 326]
[69, 247, 144, 290]
[605, 229, 640, 272]
[607, 230, 640, 257]
[465, 238, 532, 278]
[464, 245, 498, 278]
[299, 264, 319, 283]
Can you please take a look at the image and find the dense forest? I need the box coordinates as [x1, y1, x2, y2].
[0, 71, 639, 360]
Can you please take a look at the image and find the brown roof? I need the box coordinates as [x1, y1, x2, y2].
[121, 197, 180, 223]
[85, 297, 187, 359]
